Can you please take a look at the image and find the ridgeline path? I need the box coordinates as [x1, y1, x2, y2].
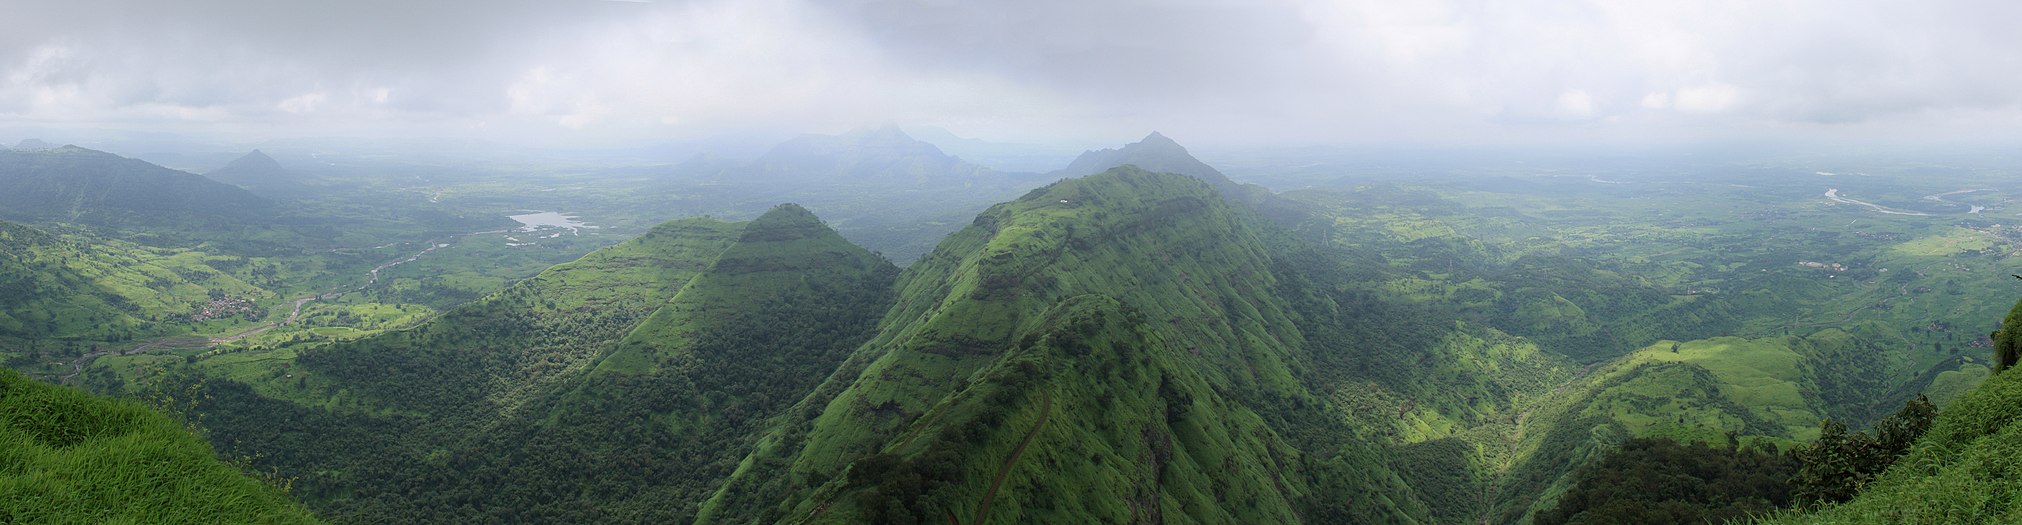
[966, 390, 1052, 525]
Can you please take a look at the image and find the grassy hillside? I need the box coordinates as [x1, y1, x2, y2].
[43, 149, 2011, 524]
[699, 167, 1431, 524]
[286, 216, 747, 413]
[180, 207, 900, 523]
[177, 216, 747, 520]
[1756, 299, 2022, 524]
[1265, 177, 2007, 523]
[0, 219, 279, 342]
[381, 204, 899, 522]
[0, 368, 317, 523]
[0, 146, 271, 228]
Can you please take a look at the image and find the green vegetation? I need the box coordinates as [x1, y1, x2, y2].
[0, 146, 271, 229]
[1788, 396, 1936, 507]
[0, 219, 279, 341]
[1757, 301, 2022, 524]
[0, 368, 316, 523]
[15, 132, 2022, 524]
[1536, 437, 1796, 525]
[699, 168, 1428, 523]
[168, 206, 900, 523]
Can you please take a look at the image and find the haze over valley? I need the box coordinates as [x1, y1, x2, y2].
[7, 1, 2022, 524]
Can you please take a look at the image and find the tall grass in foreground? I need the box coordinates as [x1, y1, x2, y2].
[1752, 365, 2022, 524]
[0, 368, 317, 524]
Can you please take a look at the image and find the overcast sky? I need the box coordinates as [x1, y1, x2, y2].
[5, 0, 2020, 148]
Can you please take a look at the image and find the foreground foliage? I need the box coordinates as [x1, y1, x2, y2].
[1760, 298, 2022, 524]
[1537, 437, 1797, 525]
[0, 368, 316, 523]
[1788, 396, 1936, 507]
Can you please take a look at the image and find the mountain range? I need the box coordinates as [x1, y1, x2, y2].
[0, 145, 271, 229]
[6, 130, 2018, 524]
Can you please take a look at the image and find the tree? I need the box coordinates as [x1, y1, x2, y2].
[1993, 297, 2022, 372]
[1535, 437, 1798, 525]
[1789, 396, 1937, 507]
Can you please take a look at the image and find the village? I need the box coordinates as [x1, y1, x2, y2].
[189, 295, 259, 322]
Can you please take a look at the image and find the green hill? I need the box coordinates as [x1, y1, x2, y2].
[698, 167, 1433, 524]
[180, 206, 900, 522]
[72, 155, 2013, 523]
[0, 219, 277, 342]
[0, 146, 271, 228]
[1755, 299, 2022, 524]
[0, 368, 317, 523]
[391, 203, 899, 522]
[206, 150, 312, 198]
[1051, 132, 1233, 188]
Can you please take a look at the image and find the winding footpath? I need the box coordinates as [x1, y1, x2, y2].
[55, 237, 457, 384]
[963, 390, 1053, 525]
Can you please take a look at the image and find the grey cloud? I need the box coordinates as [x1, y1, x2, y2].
[4, 0, 2022, 146]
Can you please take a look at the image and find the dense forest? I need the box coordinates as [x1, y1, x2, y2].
[6, 132, 2022, 524]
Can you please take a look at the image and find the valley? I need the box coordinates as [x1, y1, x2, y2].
[4, 132, 2020, 524]
[12, 4, 2022, 523]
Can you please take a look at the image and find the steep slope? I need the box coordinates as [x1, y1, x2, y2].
[0, 219, 274, 341]
[0, 146, 272, 228]
[380, 204, 898, 523]
[180, 217, 746, 521]
[699, 167, 1430, 524]
[290, 216, 747, 415]
[206, 150, 310, 197]
[0, 369, 317, 523]
[1758, 299, 2022, 524]
[188, 209, 901, 523]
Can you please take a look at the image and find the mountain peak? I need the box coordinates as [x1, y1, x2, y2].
[753, 127, 975, 182]
[13, 138, 52, 150]
[866, 123, 910, 138]
[1050, 132, 1231, 188]
[753, 202, 820, 224]
[740, 203, 835, 242]
[219, 149, 284, 173]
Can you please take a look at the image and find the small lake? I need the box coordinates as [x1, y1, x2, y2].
[508, 211, 597, 233]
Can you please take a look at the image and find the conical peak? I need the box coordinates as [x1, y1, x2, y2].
[740, 203, 833, 242]
[221, 149, 284, 172]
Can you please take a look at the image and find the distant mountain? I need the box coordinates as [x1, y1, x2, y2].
[206, 150, 310, 197]
[659, 126, 1048, 263]
[740, 125, 989, 184]
[906, 126, 1081, 172]
[13, 138, 52, 150]
[669, 152, 743, 179]
[0, 146, 271, 228]
[211, 150, 285, 179]
[1050, 131, 1236, 188]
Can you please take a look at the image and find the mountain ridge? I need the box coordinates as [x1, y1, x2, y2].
[0, 145, 272, 228]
